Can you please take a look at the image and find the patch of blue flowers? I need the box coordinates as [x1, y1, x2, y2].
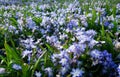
[0, 0, 120, 77]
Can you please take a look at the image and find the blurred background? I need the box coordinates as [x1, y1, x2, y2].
[0, 0, 120, 5]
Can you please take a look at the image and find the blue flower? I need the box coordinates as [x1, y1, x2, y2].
[59, 50, 70, 59]
[26, 17, 37, 30]
[67, 19, 79, 30]
[59, 58, 68, 66]
[88, 39, 98, 48]
[90, 49, 102, 59]
[45, 67, 53, 77]
[51, 53, 60, 64]
[46, 35, 58, 44]
[101, 50, 117, 69]
[20, 37, 36, 49]
[117, 65, 120, 76]
[8, 25, 16, 32]
[117, 3, 120, 10]
[0, 68, 5, 74]
[90, 50, 117, 69]
[104, 21, 110, 27]
[60, 67, 69, 75]
[85, 30, 97, 37]
[71, 68, 84, 77]
[35, 71, 42, 77]
[67, 43, 86, 56]
[12, 64, 22, 70]
[22, 50, 32, 58]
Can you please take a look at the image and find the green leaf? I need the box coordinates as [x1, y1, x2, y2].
[21, 63, 30, 77]
[0, 55, 7, 64]
[4, 41, 21, 64]
[9, 17, 18, 27]
[100, 25, 105, 37]
[45, 43, 59, 53]
[92, 9, 96, 22]
[45, 43, 53, 53]
[31, 51, 46, 77]
[112, 6, 116, 18]
[112, 20, 118, 33]
[32, 17, 42, 26]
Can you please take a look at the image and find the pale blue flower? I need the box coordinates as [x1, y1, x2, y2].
[45, 67, 53, 77]
[86, 30, 97, 37]
[67, 43, 86, 56]
[46, 35, 58, 44]
[20, 37, 36, 49]
[117, 65, 120, 76]
[59, 58, 68, 66]
[8, 25, 16, 32]
[35, 71, 41, 77]
[12, 64, 22, 70]
[60, 67, 69, 75]
[71, 68, 84, 77]
[22, 50, 32, 58]
[117, 3, 120, 10]
[67, 19, 79, 30]
[90, 49, 102, 59]
[0, 68, 5, 74]
[26, 17, 37, 30]
[59, 50, 70, 59]
[88, 39, 98, 48]
[51, 54, 59, 63]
